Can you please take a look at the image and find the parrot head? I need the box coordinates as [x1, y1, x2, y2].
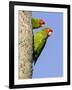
[46, 28, 53, 37]
[40, 19, 45, 27]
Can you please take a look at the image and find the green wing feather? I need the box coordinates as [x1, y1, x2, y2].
[33, 29, 48, 64]
[34, 39, 46, 64]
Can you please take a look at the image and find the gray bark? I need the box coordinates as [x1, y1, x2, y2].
[18, 11, 33, 79]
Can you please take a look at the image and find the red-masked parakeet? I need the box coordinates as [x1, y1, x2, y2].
[32, 18, 45, 29]
[33, 28, 53, 64]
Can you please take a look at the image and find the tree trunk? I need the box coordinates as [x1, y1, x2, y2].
[18, 11, 33, 79]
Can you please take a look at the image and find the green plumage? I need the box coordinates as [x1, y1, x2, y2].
[33, 28, 48, 64]
[32, 18, 41, 29]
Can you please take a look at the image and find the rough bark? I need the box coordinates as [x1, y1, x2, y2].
[18, 11, 33, 79]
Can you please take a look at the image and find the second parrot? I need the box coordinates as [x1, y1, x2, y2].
[32, 18, 45, 29]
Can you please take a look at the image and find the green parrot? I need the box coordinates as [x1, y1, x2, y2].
[33, 28, 53, 64]
[32, 18, 45, 29]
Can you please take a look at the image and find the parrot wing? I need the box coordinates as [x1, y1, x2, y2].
[34, 39, 46, 64]
[33, 28, 48, 64]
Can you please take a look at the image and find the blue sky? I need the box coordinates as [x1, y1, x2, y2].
[32, 11, 63, 78]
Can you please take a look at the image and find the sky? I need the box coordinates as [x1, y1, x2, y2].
[32, 11, 63, 78]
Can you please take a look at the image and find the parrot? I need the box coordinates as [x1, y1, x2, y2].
[33, 28, 53, 64]
[32, 18, 45, 29]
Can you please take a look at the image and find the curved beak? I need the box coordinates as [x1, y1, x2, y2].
[48, 31, 53, 36]
[40, 19, 45, 27]
[46, 28, 53, 36]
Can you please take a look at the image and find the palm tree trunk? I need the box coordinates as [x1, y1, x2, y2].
[18, 11, 33, 79]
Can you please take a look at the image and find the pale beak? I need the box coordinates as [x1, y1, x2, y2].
[48, 31, 53, 36]
[46, 28, 53, 36]
[41, 24, 45, 27]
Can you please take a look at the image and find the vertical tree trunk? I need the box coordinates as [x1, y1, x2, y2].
[18, 11, 33, 79]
